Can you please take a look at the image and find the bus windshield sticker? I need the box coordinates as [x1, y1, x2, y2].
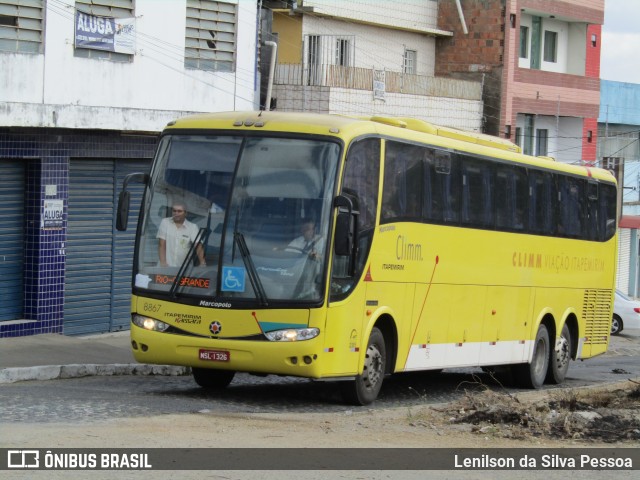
[221, 266, 246, 292]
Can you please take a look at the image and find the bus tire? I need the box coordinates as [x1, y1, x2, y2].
[512, 324, 549, 389]
[341, 327, 386, 405]
[192, 368, 235, 389]
[546, 323, 572, 384]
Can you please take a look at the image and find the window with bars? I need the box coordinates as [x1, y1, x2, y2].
[403, 48, 416, 74]
[74, 0, 134, 62]
[185, 0, 237, 72]
[0, 0, 44, 54]
[335, 37, 351, 67]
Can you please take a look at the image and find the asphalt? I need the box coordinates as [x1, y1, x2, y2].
[0, 331, 188, 384]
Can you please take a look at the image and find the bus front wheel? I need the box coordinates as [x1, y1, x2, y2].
[341, 327, 386, 405]
[512, 324, 549, 389]
[192, 368, 235, 389]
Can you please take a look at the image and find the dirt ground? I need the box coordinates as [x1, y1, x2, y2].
[5, 380, 639, 449]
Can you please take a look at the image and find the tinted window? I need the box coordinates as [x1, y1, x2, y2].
[382, 142, 423, 222]
[528, 170, 555, 235]
[424, 148, 459, 224]
[461, 156, 493, 228]
[558, 176, 586, 238]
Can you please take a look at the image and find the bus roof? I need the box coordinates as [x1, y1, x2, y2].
[164, 111, 616, 184]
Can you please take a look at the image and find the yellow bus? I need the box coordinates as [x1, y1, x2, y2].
[117, 111, 617, 405]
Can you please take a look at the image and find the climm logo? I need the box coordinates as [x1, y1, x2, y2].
[396, 235, 423, 261]
[513, 251, 542, 269]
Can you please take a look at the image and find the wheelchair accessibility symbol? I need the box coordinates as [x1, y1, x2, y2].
[221, 266, 246, 292]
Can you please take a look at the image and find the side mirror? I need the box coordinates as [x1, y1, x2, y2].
[116, 190, 131, 231]
[334, 210, 354, 256]
[333, 194, 359, 275]
[116, 172, 149, 231]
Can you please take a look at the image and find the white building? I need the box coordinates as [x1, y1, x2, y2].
[265, 0, 484, 131]
[0, 0, 257, 337]
[1, 0, 258, 131]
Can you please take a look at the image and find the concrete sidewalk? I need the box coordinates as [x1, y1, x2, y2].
[0, 331, 187, 384]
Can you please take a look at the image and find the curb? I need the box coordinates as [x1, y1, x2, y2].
[0, 364, 190, 384]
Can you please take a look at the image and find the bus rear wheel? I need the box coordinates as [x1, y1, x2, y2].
[192, 368, 235, 389]
[341, 327, 386, 405]
[511, 324, 549, 389]
[546, 323, 572, 384]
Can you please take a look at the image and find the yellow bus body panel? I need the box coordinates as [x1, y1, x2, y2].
[130, 111, 616, 381]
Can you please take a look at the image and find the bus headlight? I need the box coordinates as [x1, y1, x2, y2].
[265, 327, 319, 342]
[132, 314, 170, 332]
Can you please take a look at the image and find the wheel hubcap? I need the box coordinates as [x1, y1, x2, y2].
[555, 336, 570, 370]
[363, 344, 383, 389]
[611, 319, 620, 334]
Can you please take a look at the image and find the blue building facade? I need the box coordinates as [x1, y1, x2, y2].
[0, 130, 156, 337]
[598, 80, 640, 296]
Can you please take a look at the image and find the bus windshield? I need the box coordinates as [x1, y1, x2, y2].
[134, 134, 341, 304]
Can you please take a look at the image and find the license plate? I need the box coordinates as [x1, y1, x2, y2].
[199, 349, 230, 362]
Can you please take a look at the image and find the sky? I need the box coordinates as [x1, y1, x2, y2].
[600, 1, 640, 83]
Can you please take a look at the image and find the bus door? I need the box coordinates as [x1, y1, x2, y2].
[325, 138, 381, 377]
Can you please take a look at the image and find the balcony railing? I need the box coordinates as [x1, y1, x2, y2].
[274, 63, 482, 100]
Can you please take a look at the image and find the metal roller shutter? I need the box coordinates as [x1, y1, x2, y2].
[617, 228, 631, 293]
[64, 159, 149, 335]
[112, 160, 148, 331]
[0, 160, 25, 321]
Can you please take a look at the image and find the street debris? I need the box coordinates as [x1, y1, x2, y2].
[430, 380, 640, 443]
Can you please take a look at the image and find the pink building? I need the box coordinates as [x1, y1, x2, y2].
[436, 0, 604, 165]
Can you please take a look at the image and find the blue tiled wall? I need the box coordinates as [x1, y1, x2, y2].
[0, 129, 157, 337]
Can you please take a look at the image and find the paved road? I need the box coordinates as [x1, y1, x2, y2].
[1, 330, 638, 423]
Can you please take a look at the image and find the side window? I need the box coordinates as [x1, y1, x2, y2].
[513, 169, 528, 230]
[529, 170, 555, 235]
[495, 168, 508, 228]
[586, 181, 600, 241]
[558, 176, 586, 238]
[461, 156, 493, 228]
[424, 149, 459, 224]
[342, 138, 380, 232]
[600, 182, 617, 241]
[331, 138, 380, 300]
[382, 142, 422, 223]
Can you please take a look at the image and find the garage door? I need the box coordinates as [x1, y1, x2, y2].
[64, 159, 149, 335]
[617, 228, 631, 293]
[0, 160, 25, 321]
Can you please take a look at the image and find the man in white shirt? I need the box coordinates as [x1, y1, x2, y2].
[157, 202, 206, 267]
[286, 218, 324, 260]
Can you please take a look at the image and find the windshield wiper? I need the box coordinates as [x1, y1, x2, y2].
[169, 227, 208, 298]
[233, 231, 268, 306]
